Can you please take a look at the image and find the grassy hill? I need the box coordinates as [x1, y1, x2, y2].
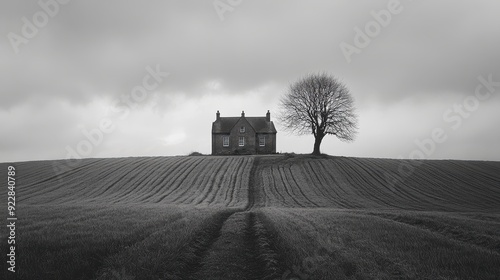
[1, 155, 499, 279]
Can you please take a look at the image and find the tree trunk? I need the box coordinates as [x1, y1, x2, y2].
[312, 135, 324, 155]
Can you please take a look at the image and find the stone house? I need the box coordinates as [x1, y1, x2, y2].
[211, 110, 277, 155]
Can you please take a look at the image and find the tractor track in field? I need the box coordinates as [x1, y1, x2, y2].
[183, 211, 283, 280]
[182, 156, 284, 279]
[245, 156, 260, 211]
[180, 210, 235, 280]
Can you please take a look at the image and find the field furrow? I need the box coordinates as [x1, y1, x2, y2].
[1, 156, 255, 207]
[252, 156, 500, 211]
[192, 157, 229, 205]
[207, 157, 236, 205]
[15, 158, 106, 202]
[152, 157, 203, 203]
[1, 154, 499, 279]
[124, 157, 181, 202]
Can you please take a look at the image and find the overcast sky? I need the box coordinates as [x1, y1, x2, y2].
[1, 0, 499, 163]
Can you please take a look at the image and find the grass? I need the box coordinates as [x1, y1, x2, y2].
[259, 208, 500, 279]
[0, 155, 499, 279]
[1, 204, 226, 280]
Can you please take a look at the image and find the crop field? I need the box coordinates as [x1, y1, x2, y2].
[1, 155, 499, 279]
[256, 155, 500, 211]
[9, 156, 253, 207]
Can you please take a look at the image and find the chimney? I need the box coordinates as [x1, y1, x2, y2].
[266, 110, 270, 122]
[216, 110, 220, 121]
[241, 110, 245, 117]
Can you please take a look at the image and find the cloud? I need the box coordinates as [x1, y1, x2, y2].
[162, 132, 187, 146]
[1, 0, 500, 162]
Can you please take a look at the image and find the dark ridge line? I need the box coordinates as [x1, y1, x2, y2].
[21, 158, 104, 188]
[207, 157, 236, 206]
[143, 157, 192, 200]
[64, 158, 132, 202]
[16, 158, 106, 200]
[285, 165, 320, 207]
[223, 157, 241, 205]
[201, 157, 230, 205]
[236, 156, 255, 207]
[129, 157, 182, 202]
[112, 157, 170, 203]
[88, 159, 151, 203]
[174, 157, 218, 204]
[302, 161, 334, 206]
[267, 160, 288, 206]
[154, 157, 203, 203]
[277, 165, 304, 207]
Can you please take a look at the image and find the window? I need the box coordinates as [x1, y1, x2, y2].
[259, 136, 266, 147]
[239, 136, 245, 146]
[222, 136, 229, 147]
[240, 126, 245, 133]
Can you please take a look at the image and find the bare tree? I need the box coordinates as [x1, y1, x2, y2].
[279, 73, 358, 155]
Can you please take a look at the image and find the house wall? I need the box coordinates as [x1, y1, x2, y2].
[255, 133, 276, 154]
[227, 118, 256, 154]
[212, 117, 277, 155]
[212, 133, 228, 155]
[212, 132, 277, 155]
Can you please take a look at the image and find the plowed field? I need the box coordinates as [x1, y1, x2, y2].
[1, 155, 499, 279]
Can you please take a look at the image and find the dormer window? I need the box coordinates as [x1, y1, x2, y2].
[240, 126, 245, 133]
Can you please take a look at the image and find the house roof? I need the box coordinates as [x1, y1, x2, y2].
[212, 116, 277, 134]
